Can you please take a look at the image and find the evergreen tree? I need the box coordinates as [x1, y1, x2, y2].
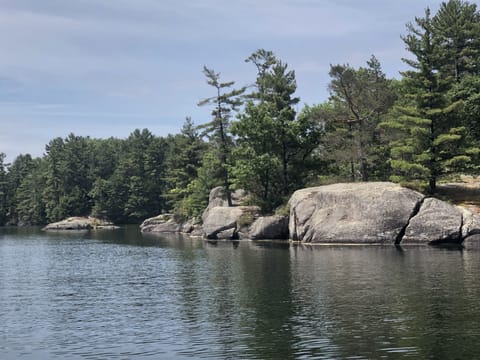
[327, 56, 396, 181]
[121, 129, 168, 222]
[164, 117, 207, 216]
[15, 158, 47, 225]
[232, 49, 321, 211]
[198, 66, 244, 206]
[6, 154, 37, 224]
[181, 148, 222, 218]
[382, 8, 475, 192]
[0, 153, 8, 225]
[452, 74, 480, 151]
[43, 137, 66, 222]
[432, 0, 480, 81]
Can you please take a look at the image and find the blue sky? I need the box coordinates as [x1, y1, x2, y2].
[1, 0, 444, 163]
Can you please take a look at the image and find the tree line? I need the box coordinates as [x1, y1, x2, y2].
[1, 0, 479, 226]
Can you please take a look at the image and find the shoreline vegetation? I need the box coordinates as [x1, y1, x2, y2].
[1, 1, 480, 239]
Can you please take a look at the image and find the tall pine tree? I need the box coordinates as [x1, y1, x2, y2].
[382, 8, 475, 192]
[198, 66, 244, 206]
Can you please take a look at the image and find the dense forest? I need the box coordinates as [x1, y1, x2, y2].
[1, 0, 480, 226]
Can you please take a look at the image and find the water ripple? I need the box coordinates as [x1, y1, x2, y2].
[2, 230, 480, 359]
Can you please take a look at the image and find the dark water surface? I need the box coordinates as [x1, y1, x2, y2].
[1, 227, 480, 359]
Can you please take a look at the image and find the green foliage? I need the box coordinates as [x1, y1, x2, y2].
[101, 129, 169, 223]
[0, 153, 8, 225]
[232, 49, 322, 212]
[14, 158, 47, 225]
[325, 55, 397, 181]
[452, 74, 480, 148]
[198, 66, 245, 207]
[164, 117, 208, 213]
[237, 212, 255, 228]
[274, 203, 290, 217]
[383, 2, 480, 192]
[42, 135, 95, 222]
[177, 150, 222, 219]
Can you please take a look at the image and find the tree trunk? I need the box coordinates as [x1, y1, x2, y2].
[429, 176, 436, 194]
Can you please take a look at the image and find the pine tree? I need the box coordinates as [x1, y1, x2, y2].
[0, 153, 8, 225]
[327, 56, 396, 181]
[382, 8, 475, 192]
[232, 49, 321, 211]
[198, 66, 244, 206]
[164, 117, 207, 215]
[15, 158, 47, 225]
[432, 0, 480, 81]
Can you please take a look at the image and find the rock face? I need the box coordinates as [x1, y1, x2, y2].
[141, 182, 480, 244]
[202, 187, 249, 220]
[201, 187, 291, 240]
[140, 214, 183, 233]
[140, 214, 202, 235]
[288, 182, 480, 244]
[402, 198, 462, 244]
[43, 217, 117, 231]
[289, 182, 423, 244]
[249, 215, 289, 240]
[203, 206, 260, 239]
[140, 188, 254, 239]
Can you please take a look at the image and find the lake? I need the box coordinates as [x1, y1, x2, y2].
[1, 226, 480, 359]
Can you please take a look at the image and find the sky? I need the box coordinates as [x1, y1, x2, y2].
[0, 0, 445, 163]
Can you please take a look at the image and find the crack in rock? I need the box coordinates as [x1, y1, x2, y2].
[395, 196, 426, 245]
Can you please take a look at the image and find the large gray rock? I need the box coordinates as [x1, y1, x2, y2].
[203, 206, 260, 239]
[402, 198, 463, 244]
[458, 206, 480, 239]
[202, 187, 249, 222]
[288, 182, 480, 244]
[140, 214, 202, 234]
[140, 214, 183, 233]
[249, 215, 289, 240]
[43, 217, 117, 231]
[288, 182, 424, 243]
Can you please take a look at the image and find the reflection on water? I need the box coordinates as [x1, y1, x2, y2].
[1, 227, 480, 359]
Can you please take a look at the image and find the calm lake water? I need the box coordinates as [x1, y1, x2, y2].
[1, 226, 480, 359]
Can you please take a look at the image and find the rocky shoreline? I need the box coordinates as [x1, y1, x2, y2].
[140, 182, 480, 245]
[42, 182, 480, 245]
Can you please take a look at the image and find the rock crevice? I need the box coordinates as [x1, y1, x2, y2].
[395, 196, 426, 244]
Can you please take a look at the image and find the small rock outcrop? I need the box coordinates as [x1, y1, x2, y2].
[140, 214, 183, 233]
[140, 214, 202, 235]
[202, 187, 249, 221]
[201, 190, 289, 240]
[43, 217, 117, 231]
[249, 215, 289, 240]
[288, 182, 480, 244]
[402, 198, 463, 244]
[140, 188, 253, 238]
[203, 206, 260, 239]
